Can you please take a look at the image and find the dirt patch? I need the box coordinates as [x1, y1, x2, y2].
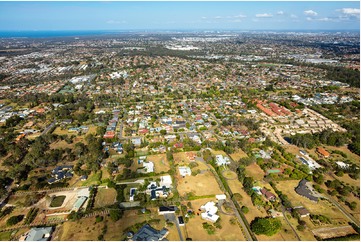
[312, 225, 357, 240]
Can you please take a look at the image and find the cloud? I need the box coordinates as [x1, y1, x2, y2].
[106, 20, 126, 24]
[255, 13, 273, 18]
[290, 14, 298, 19]
[277, 11, 284, 15]
[201, 16, 207, 19]
[215, 16, 222, 19]
[339, 8, 360, 16]
[306, 17, 338, 22]
[234, 14, 247, 18]
[304, 10, 318, 16]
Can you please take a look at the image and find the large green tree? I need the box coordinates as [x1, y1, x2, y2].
[250, 217, 282, 236]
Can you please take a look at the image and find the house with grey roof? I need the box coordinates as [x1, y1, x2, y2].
[295, 179, 318, 202]
[20, 227, 53, 241]
[130, 224, 168, 241]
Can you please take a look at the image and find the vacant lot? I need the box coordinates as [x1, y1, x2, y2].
[173, 152, 196, 164]
[49, 140, 74, 150]
[185, 198, 245, 241]
[94, 187, 117, 208]
[230, 149, 248, 161]
[275, 180, 349, 228]
[245, 163, 265, 181]
[147, 154, 170, 173]
[177, 171, 223, 197]
[312, 225, 357, 240]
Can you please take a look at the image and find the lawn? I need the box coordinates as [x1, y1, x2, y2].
[0, 231, 11, 240]
[81, 171, 102, 186]
[94, 187, 117, 208]
[50, 195, 66, 207]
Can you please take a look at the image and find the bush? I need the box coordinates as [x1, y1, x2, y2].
[7, 215, 24, 226]
[241, 206, 249, 214]
[202, 222, 216, 235]
[250, 217, 282, 236]
[95, 215, 104, 223]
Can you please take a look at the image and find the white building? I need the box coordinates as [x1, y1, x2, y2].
[160, 175, 172, 188]
[200, 201, 219, 223]
[143, 161, 154, 173]
[215, 155, 231, 166]
[178, 166, 192, 177]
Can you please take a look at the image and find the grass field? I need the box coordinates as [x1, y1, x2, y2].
[275, 180, 349, 228]
[56, 216, 105, 240]
[173, 152, 195, 164]
[81, 171, 102, 186]
[49, 140, 74, 150]
[177, 170, 223, 197]
[245, 163, 265, 181]
[50, 195, 66, 207]
[0, 231, 12, 240]
[184, 198, 246, 241]
[229, 149, 248, 161]
[147, 154, 170, 173]
[94, 187, 117, 208]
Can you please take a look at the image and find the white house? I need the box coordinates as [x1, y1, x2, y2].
[216, 194, 226, 200]
[143, 161, 154, 173]
[160, 175, 172, 188]
[200, 201, 219, 223]
[178, 166, 191, 177]
[215, 155, 231, 166]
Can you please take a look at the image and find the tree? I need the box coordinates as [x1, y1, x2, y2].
[109, 209, 124, 221]
[6, 215, 24, 226]
[241, 206, 249, 214]
[250, 217, 282, 236]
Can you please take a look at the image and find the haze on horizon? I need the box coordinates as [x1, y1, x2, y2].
[0, 1, 360, 31]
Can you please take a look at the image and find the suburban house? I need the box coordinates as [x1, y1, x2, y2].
[130, 224, 169, 241]
[178, 166, 191, 177]
[293, 206, 310, 217]
[316, 147, 330, 158]
[141, 161, 154, 173]
[200, 201, 219, 223]
[47, 165, 73, 184]
[295, 179, 319, 202]
[19, 227, 53, 241]
[260, 188, 277, 201]
[146, 176, 172, 200]
[158, 206, 177, 215]
[215, 155, 231, 166]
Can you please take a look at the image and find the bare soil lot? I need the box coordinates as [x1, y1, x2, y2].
[177, 171, 223, 197]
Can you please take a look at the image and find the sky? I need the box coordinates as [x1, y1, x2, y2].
[0, 1, 359, 31]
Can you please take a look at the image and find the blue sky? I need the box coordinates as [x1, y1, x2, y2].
[0, 1, 359, 31]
